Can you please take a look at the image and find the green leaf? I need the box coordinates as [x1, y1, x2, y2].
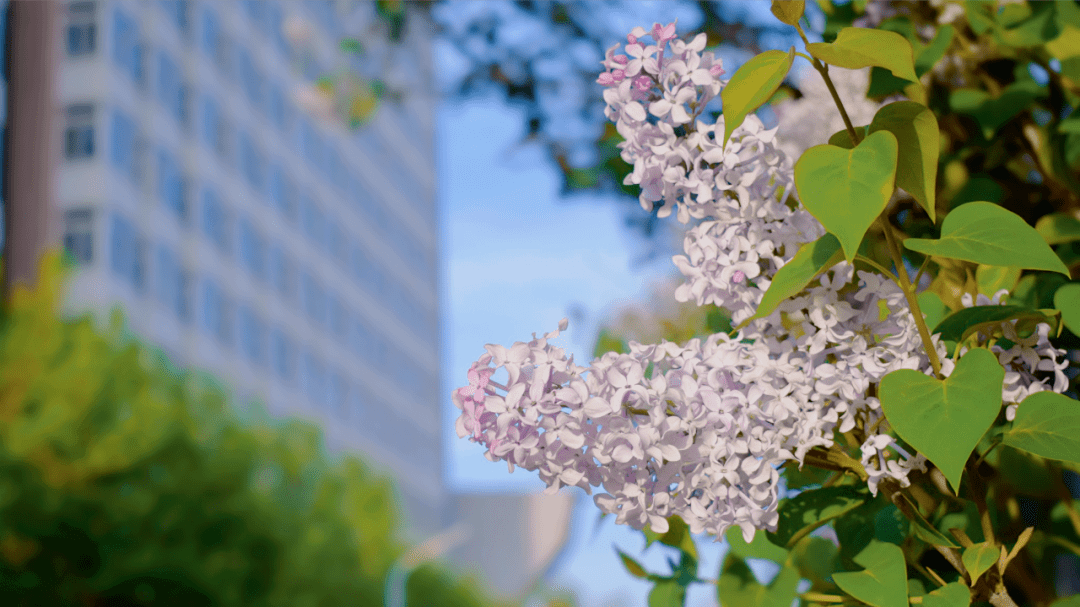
[1003, 391, 1080, 466]
[791, 537, 839, 586]
[949, 81, 1045, 139]
[740, 233, 844, 328]
[879, 348, 1004, 493]
[795, 130, 898, 262]
[617, 549, 650, 579]
[717, 555, 800, 607]
[807, 27, 922, 97]
[915, 25, 954, 77]
[1047, 24, 1080, 62]
[832, 541, 908, 607]
[339, 38, 363, 54]
[644, 515, 698, 561]
[826, 126, 868, 149]
[722, 48, 795, 148]
[921, 582, 972, 607]
[903, 202, 1070, 277]
[918, 291, 948, 333]
[770, 0, 804, 26]
[976, 265, 1021, 298]
[894, 492, 959, 548]
[648, 579, 686, 607]
[961, 541, 998, 583]
[1037, 213, 1080, 245]
[767, 485, 871, 548]
[725, 526, 788, 562]
[867, 101, 938, 221]
[932, 305, 1057, 344]
[1056, 283, 1080, 337]
[964, 0, 995, 35]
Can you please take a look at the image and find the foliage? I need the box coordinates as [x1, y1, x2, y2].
[585, 2, 1080, 605]
[0, 251, 508, 607]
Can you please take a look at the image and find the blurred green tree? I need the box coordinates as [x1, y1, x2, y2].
[0, 250, 510, 607]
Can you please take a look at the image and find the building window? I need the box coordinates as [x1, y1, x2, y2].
[162, 1, 191, 40]
[199, 6, 220, 62]
[155, 50, 186, 127]
[268, 164, 297, 222]
[268, 83, 289, 134]
[300, 270, 326, 328]
[67, 2, 97, 57]
[300, 194, 325, 245]
[156, 149, 188, 224]
[200, 187, 231, 255]
[109, 108, 137, 181]
[300, 350, 327, 410]
[65, 104, 95, 160]
[109, 212, 146, 293]
[238, 131, 264, 193]
[238, 305, 266, 367]
[63, 208, 94, 264]
[329, 295, 348, 344]
[325, 216, 342, 264]
[153, 244, 179, 311]
[271, 328, 295, 384]
[268, 243, 294, 301]
[200, 278, 232, 346]
[238, 47, 263, 113]
[329, 372, 348, 419]
[238, 216, 266, 282]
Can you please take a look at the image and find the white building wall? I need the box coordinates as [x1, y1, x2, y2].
[54, 0, 445, 536]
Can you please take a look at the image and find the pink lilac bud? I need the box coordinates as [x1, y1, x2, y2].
[612, 55, 628, 65]
[709, 64, 725, 77]
[731, 270, 745, 283]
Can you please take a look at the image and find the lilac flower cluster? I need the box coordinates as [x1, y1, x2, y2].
[453, 23, 1070, 542]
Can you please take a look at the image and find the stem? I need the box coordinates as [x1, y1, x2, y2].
[800, 592, 847, 603]
[966, 459, 996, 546]
[855, 255, 897, 280]
[913, 255, 931, 287]
[795, 22, 860, 145]
[973, 435, 1002, 470]
[880, 218, 943, 379]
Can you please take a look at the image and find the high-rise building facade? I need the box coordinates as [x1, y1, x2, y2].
[52, 0, 445, 535]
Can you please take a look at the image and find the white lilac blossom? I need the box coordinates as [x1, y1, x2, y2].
[453, 22, 1071, 543]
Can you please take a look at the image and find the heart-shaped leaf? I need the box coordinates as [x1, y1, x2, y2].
[827, 125, 869, 149]
[1036, 213, 1080, 245]
[962, 541, 998, 582]
[795, 130, 898, 262]
[879, 348, 1004, 492]
[832, 541, 908, 607]
[807, 28, 923, 99]
[904, 202, 1070, 277]
[1056, 283, 1080, 337]
[921, 582, 971, 607]
[868, 101, 939, 221]
[718, 555, 800, 607]
[722, 48, 795, 148]
[1003, 391, 1080, 466]
[725, 526, 788, 562]
[740, 233, 843, 328]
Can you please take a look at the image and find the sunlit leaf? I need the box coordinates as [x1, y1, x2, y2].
[795, 130, 898, 262]
[904, 202, 1070, 277]
[879, 348, 1004, 492]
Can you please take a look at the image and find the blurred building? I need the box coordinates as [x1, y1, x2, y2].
[3, 0, 571, 600]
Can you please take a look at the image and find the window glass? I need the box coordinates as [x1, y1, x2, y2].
[200, 187, 231, 255]
[67, 2, 96, 57]
[65, 104, 95, 160]
[271, 328, 295, 383]
[63, 208, 94, 264]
